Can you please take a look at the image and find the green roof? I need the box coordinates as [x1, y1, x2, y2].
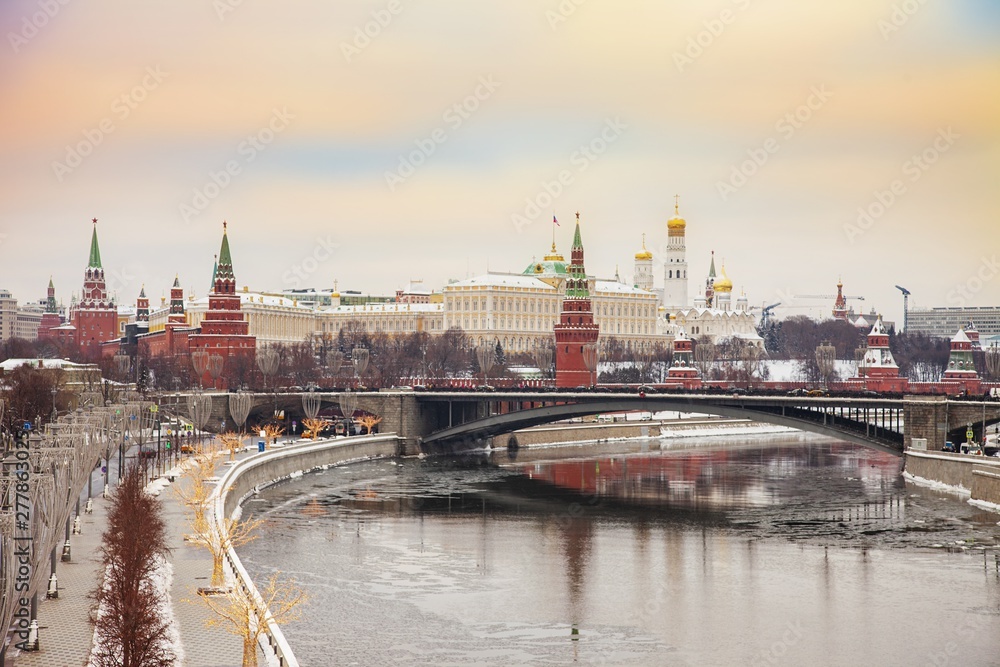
[88, 223, 102, 268]
[216, 225, 235, 282]
[523, 259, 568, 276]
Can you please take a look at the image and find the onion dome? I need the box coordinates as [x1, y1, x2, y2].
[714, 262, 733, 293]
[635, 233, 653, 260]
[667, 197, 686, 231]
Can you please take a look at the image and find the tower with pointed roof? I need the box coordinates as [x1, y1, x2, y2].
[136, 285, 149, 323]
[633, 234, 654, 292]
[68, 219, 118, 357]
[554, 213, 600, 388]
[666, 328, 702, 388]
[833, 280, 848, 321]
[187, 222, 256, 388]
[943, 328, 979, 381]
[855, 315, 908, 391]
[37, 277, 63, 340]
[663, 196, 689, 312]
[168, 276, 185, 325]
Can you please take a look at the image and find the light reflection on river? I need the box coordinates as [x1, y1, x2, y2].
[238, 436, 1000, 666]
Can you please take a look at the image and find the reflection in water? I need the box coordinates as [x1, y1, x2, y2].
[238, 438, 1000, 666]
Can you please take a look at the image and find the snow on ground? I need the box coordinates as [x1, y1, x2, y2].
[764, 359, 856, 382]
[902, 471, 971, 497]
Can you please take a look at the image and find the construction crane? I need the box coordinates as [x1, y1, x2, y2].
[895, 285, 911, 333]
[757, 302, 781, 335]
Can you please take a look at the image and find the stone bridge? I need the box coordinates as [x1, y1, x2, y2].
[155, 391, 1000, 457]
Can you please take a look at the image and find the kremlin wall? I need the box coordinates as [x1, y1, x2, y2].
[20, 206, 998, 395]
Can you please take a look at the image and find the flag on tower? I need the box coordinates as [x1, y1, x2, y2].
[553, 215, 559, 226]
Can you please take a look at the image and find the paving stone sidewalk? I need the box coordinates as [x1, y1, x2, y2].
[11, 454, 256, 667]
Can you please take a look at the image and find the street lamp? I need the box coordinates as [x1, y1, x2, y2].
[352, 347, 369, 387]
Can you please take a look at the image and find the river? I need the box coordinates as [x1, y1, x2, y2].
[237, 434, 1000, 666]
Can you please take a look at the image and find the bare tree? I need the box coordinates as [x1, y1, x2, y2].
[199, 572, 306, 667]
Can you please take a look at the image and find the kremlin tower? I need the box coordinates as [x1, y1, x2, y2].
[187, 222, 256, 388]
[168, 276, 185, 326]
[943, 327, 980, 393]
[855, 316, 907, 392]
[136, 285, 149, 323]
[37, 277, 62, 340]
[666, 328, 701, 389]
[553, 213, 600, 388]
[662, 196, 688, 312]
[64, 219, 117, 357]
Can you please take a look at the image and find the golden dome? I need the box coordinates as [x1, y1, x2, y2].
[634, 233, 653, 260]
[667, 196, 686, 231]
[543, 242, 565, 262]
[714, 263, 733, 293]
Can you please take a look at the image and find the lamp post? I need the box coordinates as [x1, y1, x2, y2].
[352, 347, 369, 388]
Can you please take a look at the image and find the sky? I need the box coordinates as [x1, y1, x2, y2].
[1, 0, 998, 324]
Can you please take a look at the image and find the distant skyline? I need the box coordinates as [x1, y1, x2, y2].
[1, 1, 998, 324]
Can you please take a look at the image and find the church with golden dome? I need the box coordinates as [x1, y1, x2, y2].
[655, 199, 760, 345]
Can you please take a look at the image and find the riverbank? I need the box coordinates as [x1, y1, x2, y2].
[903, 450, 1000, 514]
[489, 416, 796, 450]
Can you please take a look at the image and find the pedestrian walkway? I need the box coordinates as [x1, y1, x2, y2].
[11, 452, 257, 667]
[12, 493, 106, 667]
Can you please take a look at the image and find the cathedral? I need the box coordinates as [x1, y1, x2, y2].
[654, 202, 760, 345]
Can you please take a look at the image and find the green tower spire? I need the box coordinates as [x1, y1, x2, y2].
[566, 212, 590, 299]
[215, 221, 235, 283]
[88, 218, 102, 268]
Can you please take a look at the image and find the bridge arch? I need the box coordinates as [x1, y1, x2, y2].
[420, 397, 905, 457]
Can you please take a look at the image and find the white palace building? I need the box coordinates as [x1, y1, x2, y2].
[138, 203, 758, 352]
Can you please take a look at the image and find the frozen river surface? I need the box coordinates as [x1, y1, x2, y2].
[238, 436, 1000, 666]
